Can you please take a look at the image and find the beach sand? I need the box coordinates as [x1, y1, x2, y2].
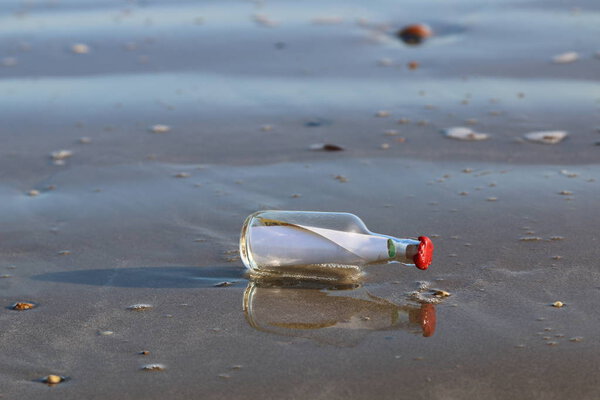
[1, 0, 599, 399]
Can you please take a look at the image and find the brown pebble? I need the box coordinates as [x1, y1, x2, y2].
[397, 24, 433, 45]
[139, 350, 150, 355]
[57, 250, 71, 256]
[12, 302, 35, 311]
[407, 61, 420, 70]
[334, 175, 348, 183]
[558, 190, 573, 195]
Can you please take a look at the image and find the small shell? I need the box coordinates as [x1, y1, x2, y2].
[149, 124, 171, 134]
[552, 52, 578, 64]
[443, 127, 489, 141]
[12, 302, 35, 311]
[51, 150, 73, 160]
[524, 131, 568, 144]
[141, 364, 165, 371]
[71, 43, 90, 54]
[127, 304, 153, 311]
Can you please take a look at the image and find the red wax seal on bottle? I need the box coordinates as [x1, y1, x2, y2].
[413, 236, 434, 270]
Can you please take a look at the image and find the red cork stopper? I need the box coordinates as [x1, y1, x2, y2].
[413, 236, 434, 270]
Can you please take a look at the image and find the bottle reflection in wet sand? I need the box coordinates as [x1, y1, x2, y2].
[243, 282, 436, 347]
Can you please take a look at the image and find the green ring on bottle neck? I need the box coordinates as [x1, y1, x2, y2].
[387, 239, 396, 258]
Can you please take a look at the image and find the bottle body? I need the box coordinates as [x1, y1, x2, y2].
[239, 211, 432, 279]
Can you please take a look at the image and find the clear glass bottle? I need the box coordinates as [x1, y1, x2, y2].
[239, 211, 433, 279]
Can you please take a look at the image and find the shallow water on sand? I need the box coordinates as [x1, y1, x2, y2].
[1, 0, 600, 398]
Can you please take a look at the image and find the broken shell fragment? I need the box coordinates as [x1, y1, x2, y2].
[141, 364, 165, 371]
[397, 24, 433, 45]
[552, 52, 578, 64]
[71, 43, 90, 54]
[51, 150, 73, 161]
[524, 131, 568, 144]
[309, 143, 344, 151]
[149, 124, 171, 134]
[127, 304, 153, 311]
[12, 302, 36, 311]
[443, 127, 489, 141]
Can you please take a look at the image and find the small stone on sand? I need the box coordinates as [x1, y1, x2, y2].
[558, 190, 573, 195]
[174, 172, 191, 178]
[139, 350, 150, 355]
[12, 302, 35, 311]
[44, 375, 64, 385]
[552, 52, 578, 64]
[334, 175, 348, 183]
[260, 124, 273, 132]
[375, 110, 390, 117]
[98, 330, 114, 336]
[149, 124, 171, 133]
[28, 190, 40, 197]
[127, 304, 153, 311]
[519, 236, 543, 242]
[569, 337, 583, 342]
[380, 143, 390, 150]
[71, 43, 90, 54]
[397, 24, 433, 45]
[309, 143, 344, 151]
[79, 137, 92, 144]
[141, 364, 165, 371]
[432, 289, 451, 298]
[51, 150, 73, 161]
[407, 61, 420, 70]
[524, 131, 568, 144]
[443, 127, 489, 141]
[57, 250, 71, 255]
[214, 281, 234, 287]
[552, 301, 564, 308]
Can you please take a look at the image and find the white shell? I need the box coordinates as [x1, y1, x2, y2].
[149, 124, 171, 133]
[552, 52, 578, 64]
[524, 130, 568, 144]
[443, 127, 489, 141]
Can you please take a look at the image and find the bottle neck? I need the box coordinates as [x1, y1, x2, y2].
[385, 237, 420, 265]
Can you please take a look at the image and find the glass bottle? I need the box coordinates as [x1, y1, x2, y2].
[239, 211, 433, 279]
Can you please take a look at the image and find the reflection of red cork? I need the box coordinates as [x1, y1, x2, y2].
[414, 236, 434, 270]
[418, 304, 436, 337]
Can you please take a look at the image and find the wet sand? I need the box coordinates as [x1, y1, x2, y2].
[1, 0, 600, 399]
